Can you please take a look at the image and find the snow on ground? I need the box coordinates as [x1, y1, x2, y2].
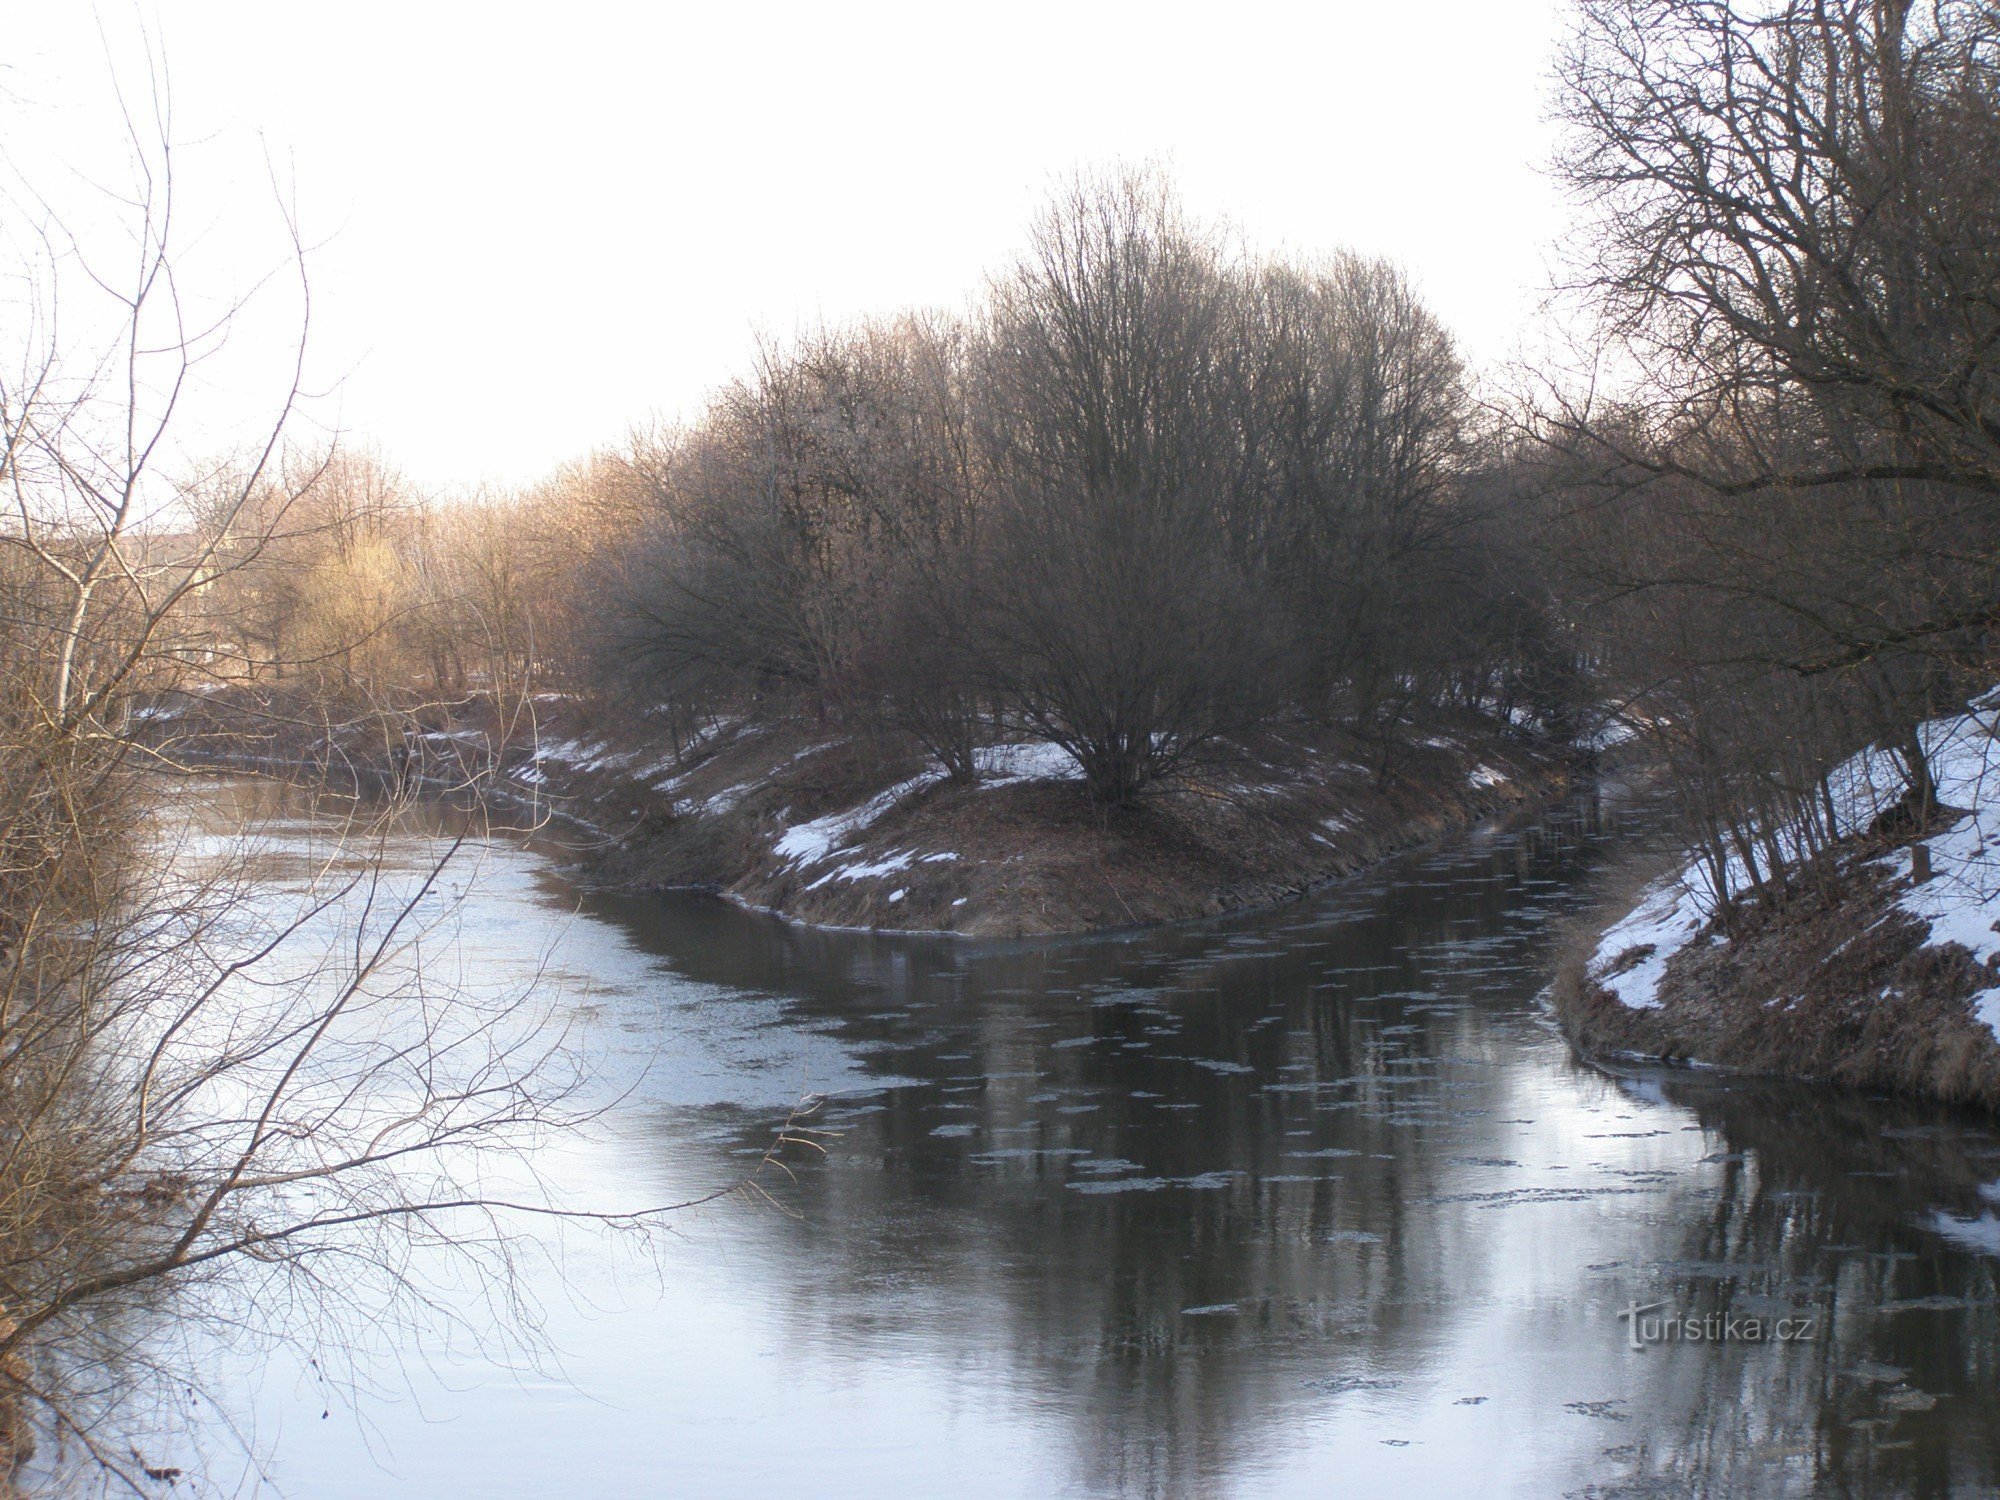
[1587, 874, 1714, 1010]
[1468, 764, 1508, 789]
[1587, 696, 2000, 1031]
[797, 848, 957, 892]
[775, 774, 940, 864]
[974, 741, 1083, 783]
[775, 743, 1083, 864]
[805, 850, 916, 890]
[1581, 718, 1638, 752]
[1312, 813, 1353, 846]
[646, 762, 693, 792]
[764, 740, 1082, 887]
[697, 785, 754, 816]
[678, 716, 743, 752]
[1889, 708, 2000, 1034]
[529, 735, 616, 773]
[1820, 741, 1909, 836]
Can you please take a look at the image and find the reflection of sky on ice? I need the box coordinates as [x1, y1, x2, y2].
[107, 778, 2000, 1499]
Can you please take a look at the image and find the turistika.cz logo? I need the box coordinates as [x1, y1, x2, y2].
[1617, 1300, 1818, 1351]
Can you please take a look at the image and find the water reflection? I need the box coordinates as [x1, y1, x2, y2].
[149, 779, 2000, 1497]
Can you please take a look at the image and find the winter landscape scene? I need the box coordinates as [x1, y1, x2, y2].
[4, 2, 2000, 1495]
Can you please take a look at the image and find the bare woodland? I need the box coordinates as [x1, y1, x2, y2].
[1539, 0, 2000, 907]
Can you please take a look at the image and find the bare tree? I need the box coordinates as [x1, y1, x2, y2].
[972, 170, 1279, 807]
[0, 59, 795, 1496]
[1550, 0, 2000, 674]
[1227, 254, 1477, 742]
[1530, 0, 2000, 889]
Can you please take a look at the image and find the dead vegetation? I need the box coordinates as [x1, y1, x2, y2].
[400, 699, 1574, 937]
[1555, 829, 2000, 1108]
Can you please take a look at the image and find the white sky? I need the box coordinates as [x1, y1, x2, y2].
[8, 1, 1573, 491]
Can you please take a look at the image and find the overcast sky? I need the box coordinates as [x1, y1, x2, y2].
[9, 1, 1572, 491]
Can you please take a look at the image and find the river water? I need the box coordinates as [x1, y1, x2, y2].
[107, 777, 2000, 1497]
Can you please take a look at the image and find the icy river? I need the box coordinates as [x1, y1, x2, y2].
[103, 775, 2000, 1496]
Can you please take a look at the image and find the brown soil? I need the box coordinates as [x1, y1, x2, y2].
[156, 688, 1574, 939]
[1554, 835, 2000, 1110]
[556, 711, 1572, 937]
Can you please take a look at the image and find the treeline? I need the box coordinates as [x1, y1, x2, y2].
[181, 0, 2000, 883]
[186, 175, 1577, 809]
[170, 449, 623, 706]
[588, 177, 1570, 806]
[1529, 0, 2000, 911]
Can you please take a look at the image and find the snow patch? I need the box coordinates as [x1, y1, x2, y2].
[699, 784, 754, 817]
[975, 741, 1083, 784]
[531, 735, 602, 768]
[775, 775, 939, 864]
[804, 850, 916, 889]
[1580, 719, 1639, 752]
[1586, 875, 1713, 1011]
[1885, 711, 2000, 1034]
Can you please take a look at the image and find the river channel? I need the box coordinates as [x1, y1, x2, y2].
[101, 775, 2000, 1497]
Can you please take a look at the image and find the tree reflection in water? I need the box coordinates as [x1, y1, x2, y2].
[174, 779, 2000, 1497]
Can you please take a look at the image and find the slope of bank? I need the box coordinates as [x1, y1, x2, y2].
[1556, 699, 2000, 1108]
[157, 689, 1577, 938]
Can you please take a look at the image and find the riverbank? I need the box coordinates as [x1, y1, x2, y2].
[1555, 700, 2000, 1109]
[153, 688, 1578, 938]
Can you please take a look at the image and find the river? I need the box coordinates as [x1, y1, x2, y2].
[88, 775, 2000, 1497]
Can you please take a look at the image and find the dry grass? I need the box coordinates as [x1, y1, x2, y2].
[186, 692, 1576, 939]
[1558, 840, 2000, 1111]
[562, 710, 1571, 937]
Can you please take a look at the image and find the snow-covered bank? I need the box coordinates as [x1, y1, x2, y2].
[508, 709, 1576, 938]
[1561, 695, 2000, 1107]
[155, 686, 1578, 938]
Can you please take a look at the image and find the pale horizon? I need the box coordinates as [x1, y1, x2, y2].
[9, 0, 1570, 491]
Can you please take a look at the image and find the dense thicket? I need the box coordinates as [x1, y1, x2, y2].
[1536, 0, 2000, 906]
[587, 175, 1569, 806]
